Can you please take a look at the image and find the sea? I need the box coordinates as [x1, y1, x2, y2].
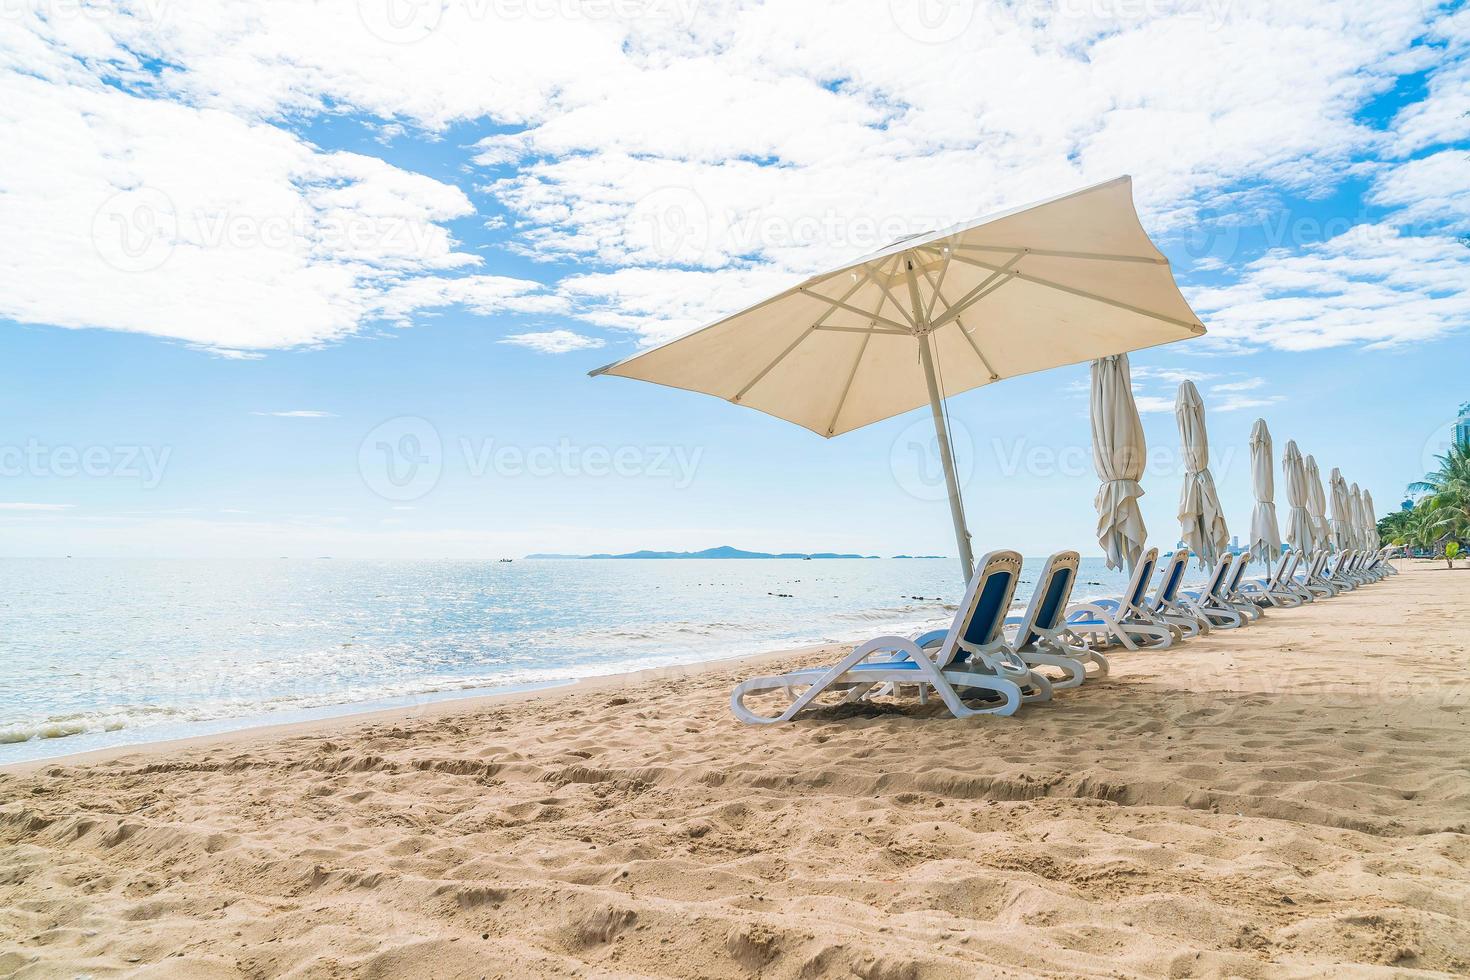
[0, 556, 1192, 764]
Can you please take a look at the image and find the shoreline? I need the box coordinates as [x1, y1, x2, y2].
[0, 557, 1425, 773]
[0, 641, 832, 777]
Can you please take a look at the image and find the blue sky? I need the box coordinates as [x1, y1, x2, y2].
[1, 0, 1466, 558]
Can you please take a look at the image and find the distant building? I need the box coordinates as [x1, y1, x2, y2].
[1458, 402, 1470, 447]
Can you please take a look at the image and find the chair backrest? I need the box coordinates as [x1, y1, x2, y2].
[1226, 554, 1249, 593]
[1151, 549, 1189, 607]
[1202, 554, 1232, 598]
[938, 549, 1024, 667]
[1331, 551, 1350, 575]
[1124, 547, 1159, 610]
[1013, 550, 1079, 649]
[1269, 551, 1295, 588]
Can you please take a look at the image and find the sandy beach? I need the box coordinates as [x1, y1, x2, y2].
[1, 562, 1467, 978]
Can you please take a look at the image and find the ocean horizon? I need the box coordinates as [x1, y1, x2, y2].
[0, 555, 1204, 764]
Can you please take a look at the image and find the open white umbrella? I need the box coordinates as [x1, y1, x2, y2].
[1091, 354, 1148, 572]
[594, 177, 1205, 582]
[1248, 419, 1282, 566]
[1329, 467, 1353, 552]
[1358, 490, 1370, 552]
[1281, 439, 1314, 553]
[1175, 381, 1229, 567]
[1305, 454, 1330, 550]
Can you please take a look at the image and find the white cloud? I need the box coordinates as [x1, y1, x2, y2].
[1370, 149, 1470, 225]
[0, 18, 552, 354]
[1188, 224, 1470, 351]
[1387, 7, 1469, 155]
[0, 503, 75, 511]
[557, 266, 796, 346]
[499, 329, 605, 353]
[1216, 393, 1285, 412]
[1133, 366, 1219, 385]
[1131, 394, 1177, 414]
[1210, 377, 1266, 393]
[251, 410, 338, 418]
[2, 0, 1464, 357]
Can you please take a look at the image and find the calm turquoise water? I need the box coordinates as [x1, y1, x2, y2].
[0, 557, 1167, 763]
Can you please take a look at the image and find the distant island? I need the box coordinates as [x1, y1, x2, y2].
[525, 545, 894, 560]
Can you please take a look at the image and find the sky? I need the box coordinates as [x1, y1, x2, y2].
[1, 0, 1467, 560]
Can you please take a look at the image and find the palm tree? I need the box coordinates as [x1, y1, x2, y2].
[1408, 440, 1470, 550]
[1378, 507, 1414, 546]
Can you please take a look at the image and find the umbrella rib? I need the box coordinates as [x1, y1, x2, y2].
[949, 244, 1167, 264]
[732, 273, 873, 404]
[863, 259, 919, 331]
[825, 290, 888, 436]
[796, 288, 910, 333]
[813, 324, 910, 335]
[928, 254, 1022, 330]
[921, 250, 952, 323]
[947, 254, 1203, 331]
[929, 281, 1000, 381]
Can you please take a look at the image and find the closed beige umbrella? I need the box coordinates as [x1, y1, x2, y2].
[1281, 440, 1314, 553]
[1248, 419, 1282, 566]
[1349, 483, 1367, 551]
[594, 177, 1205, 581]
[1091, 354, 1148, 571]
[1330, 468, 1353, 552]
[1305, 454, 1330, 550]
[1175, 381, 1230, 567]
[1363, 490, 1380, 549]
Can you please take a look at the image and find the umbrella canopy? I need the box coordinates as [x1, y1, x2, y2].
[1329, 467, 1353, 551]
[1281, 439, 1315, 553]
[1358, 490, 1370, 552]
[1248, 419, 1282, 566]
[594, 176, 1205, 581]
[1091, 354, 1148, 571]
[1305, 454, 1330, 549]
[1175, 381, 1230, 567]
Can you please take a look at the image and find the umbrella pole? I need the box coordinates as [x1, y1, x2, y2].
[903, 256, 974, 584]
[918, 333, 975, 583]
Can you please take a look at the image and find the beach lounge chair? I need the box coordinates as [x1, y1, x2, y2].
[1142, 548, 1210, 637]
[1323, 551, 1359, 592]
[1239, 552, 1304, 607]
[1064, 548, 1175, 650]
[1375, 546, 1400, 576]
[1180, 554, 1246, 628]
[1294, 550, 1338, 599]
[1002, 550, 1107, 689]
[1218, 555, 1264, 621]
[1282, 552, 1316, 603]
[729, 550, 1040, 724]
